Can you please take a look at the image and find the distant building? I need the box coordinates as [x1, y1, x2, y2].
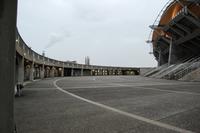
[42, 51, 45, 57]
[85, 56, 90, 65]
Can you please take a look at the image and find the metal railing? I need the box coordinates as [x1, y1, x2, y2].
[173, 56, 200, 79]
[143, 63, 168, 77]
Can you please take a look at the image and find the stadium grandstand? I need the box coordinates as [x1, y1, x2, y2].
[145, 0, 200, 80]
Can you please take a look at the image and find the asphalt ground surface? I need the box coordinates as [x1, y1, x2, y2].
[14, 76, 200, 133]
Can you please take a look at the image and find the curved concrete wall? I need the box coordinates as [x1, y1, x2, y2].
[15, 30, 140, 82]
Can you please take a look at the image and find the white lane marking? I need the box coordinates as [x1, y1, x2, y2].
[54, 78, 194, 133]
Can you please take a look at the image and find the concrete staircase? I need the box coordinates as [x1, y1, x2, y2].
[173, 61, 200, 80]
[143, 64, 168, 77]
[144, 56, 200, 81]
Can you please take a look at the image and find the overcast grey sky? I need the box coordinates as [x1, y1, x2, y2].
[17, 0, 168, 67]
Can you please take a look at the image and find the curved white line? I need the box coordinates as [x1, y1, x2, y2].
[54, 78, 194, 133]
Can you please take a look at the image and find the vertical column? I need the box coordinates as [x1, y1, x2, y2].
[81, 69, 83, 76]
[168, 38, 177, 65]
[81, 65, 83, 76]
[90, 69, 93, 76]
[0, 0, 17, 132]
[61, 68, 64, 77]
[40, 64, 45, 79]
[113, 70, 116, 75]
[61, 62, 65, 77]
[96, 69, 99, 76]
[110, 70, 112, 75]
[108, 70, 110, 75]
[100, 69, 103, 75]
[29, 62, 34, 81]
[54, 68, 58, 77]
[17, 56, 24, 83]
[71, 68, 74, 76]
[118, 69, 121, 75]
[50, 67, 55, 77]
[45, 67, 50, 78]
[105, 70, 108, 75]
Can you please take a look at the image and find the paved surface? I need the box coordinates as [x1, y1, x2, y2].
[14, 76, 200, 133]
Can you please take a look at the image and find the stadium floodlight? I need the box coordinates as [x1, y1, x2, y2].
[149, 25, 159, 30]
[149, 25, 164, 30]
[146, 40, 153, 43]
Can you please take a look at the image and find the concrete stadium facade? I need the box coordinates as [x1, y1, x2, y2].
[15, 30, 140, 84]
[144, 0, 200, 81]
[150, 0, 200, 66]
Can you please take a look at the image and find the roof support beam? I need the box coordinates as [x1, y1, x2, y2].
[174, 23, 192, 34]
[185, 15, 200, 28]
[175, 29, 200, 45]
[169, 26, 185, 37]
[161, 37, 171, 44]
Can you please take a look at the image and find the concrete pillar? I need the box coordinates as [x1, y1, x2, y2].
[62, 62, 65, 77]
[54, 68, 58, 77]
[81, 68, 83, 76]
[61, 67, 64, 77]
[105, 70, 108, 75]
[0, 0, 17, 132]
[44, 67, 48, 78]
[109, 70, 113, 75]
[108, 70, 110, 75]
[117, 70, 120, 75]
[96, 69, 99, 75]
[118, 70, 120, 75]
[113, 70, 116, 75]
[71, 68, 74, 76]
[50, 67, 55, 77]
[91, 70, 93, 76]
[40, 64, 45, 79]
[17, 56, 24, 83]
[46, 67, 50, 78]
[168, 38, 177, 65]
[111, 70, 113, 75]
[104, 70, 107, 75]
[30, 62, 34, 81]
[100, 69, 103, 75]
[35, 66, 40, 79]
